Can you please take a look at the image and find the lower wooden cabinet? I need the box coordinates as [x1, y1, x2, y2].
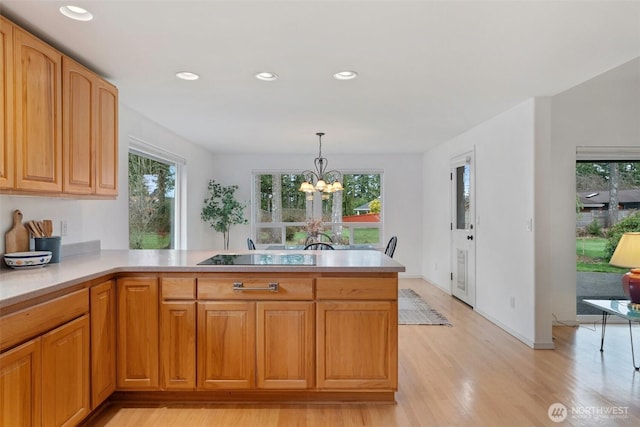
[193, 300, 315, 390]
[90, 280, 116, 407]
[117, 277, 159, 390]
[1, 271, 398, 426]
[160, 301, 196, 389]
[41, 315, 90, 427]
[0, 315, 90, 427]
[256, 301, 314, 389]
[0, 339, 41, 427]
[160, 276, 315, 391]
[0, 289, 90, 427]
[197, 301, 256, 390]
[316, 301, 397, 390]
[316, 276, 398, 391]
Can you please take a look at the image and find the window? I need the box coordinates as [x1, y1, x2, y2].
[252, 172, 382, 246]
[575, 160, 640, 315]
[128, 139, 185, 249]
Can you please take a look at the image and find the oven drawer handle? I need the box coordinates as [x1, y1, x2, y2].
[233, 282, 279, 292]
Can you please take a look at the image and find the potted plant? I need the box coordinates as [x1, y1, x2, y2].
[201, 179, 247, 250]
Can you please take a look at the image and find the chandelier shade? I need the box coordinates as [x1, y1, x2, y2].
[299, 133, 343, 199]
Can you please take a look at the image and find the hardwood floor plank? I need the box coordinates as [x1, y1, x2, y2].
[86, 278, 640, 426]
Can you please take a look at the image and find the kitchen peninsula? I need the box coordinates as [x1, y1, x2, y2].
[0, 250, 404, 426]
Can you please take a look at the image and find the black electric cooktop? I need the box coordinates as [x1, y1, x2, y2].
[198, 253, 316, 266]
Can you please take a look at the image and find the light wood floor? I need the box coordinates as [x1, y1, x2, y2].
[87, 278, 640, 426]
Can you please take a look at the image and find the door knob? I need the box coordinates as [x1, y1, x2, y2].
[467, 235, 474, 240]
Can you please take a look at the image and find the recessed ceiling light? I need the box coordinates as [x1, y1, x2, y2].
[59, 5, 93, 21]
[176, 71, 199, 81]
[256, 72, 278, 81]
[333, 71, 358, 80]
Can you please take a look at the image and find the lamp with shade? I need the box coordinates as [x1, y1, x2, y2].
[609, 232, 640, 306]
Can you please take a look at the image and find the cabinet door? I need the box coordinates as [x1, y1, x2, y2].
[256, 301, 314, 389]
[94, 80, 118, 196]
[0, 339, 41, 427]
[316, 301, 397, 390]
[90, 280, 116, 408]
[62, 57, 94, 195]
[117, 277, 159, 389]
[0, 16, 14, 189]
[160, 301, 196, 390]
[41, 315, 90, 427]
[197, 301, 255, 390]
[13, 27, 62, 193]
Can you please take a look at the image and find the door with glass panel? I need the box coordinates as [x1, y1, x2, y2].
[450, 150, 476, 307]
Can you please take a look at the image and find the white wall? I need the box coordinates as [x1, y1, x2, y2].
[120, 105, 216, 250]
[549, 57, 640, 323]
[423, 57, 639, 347]
[0, 104, 217, 253]
[423, 99, 554, 348]
[209, 153, 423, 276]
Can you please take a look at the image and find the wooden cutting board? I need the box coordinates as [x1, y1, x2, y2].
[5, 210, 29, 253]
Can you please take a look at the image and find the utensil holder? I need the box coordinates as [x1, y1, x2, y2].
[34, 236, 62, 263]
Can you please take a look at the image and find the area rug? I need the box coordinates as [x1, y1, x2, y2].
[398, 288, 451, 326]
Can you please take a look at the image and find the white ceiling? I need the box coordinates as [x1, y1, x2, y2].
[2, 1, 640, 155]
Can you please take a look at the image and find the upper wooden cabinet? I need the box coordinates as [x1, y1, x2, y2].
[0, 16, 14, 190]
[62, 57, 94, 195]
[0, 17, 118, 197]
[13, 25, 63, 193]
[94, 79, 118, 196]
[63, 57, 118, 196]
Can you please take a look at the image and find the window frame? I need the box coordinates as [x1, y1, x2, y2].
[129, 136, 187, 249]
[251, 169, 384, 248]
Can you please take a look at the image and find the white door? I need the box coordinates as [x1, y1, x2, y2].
[450, 150, 476, 307]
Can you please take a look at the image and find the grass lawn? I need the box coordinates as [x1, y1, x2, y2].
[576, 237, 626, 273]
[141, 232, 172, 249]
[287, 228, 380, 245]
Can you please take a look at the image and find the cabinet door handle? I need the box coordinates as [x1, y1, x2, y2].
[233, 282, 279, 292]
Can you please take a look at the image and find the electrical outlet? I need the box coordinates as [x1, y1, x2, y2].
[60, 220, 68, 236]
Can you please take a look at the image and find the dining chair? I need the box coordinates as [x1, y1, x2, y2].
[304, 242, 335, 250]
[385, 236, 397, 258]
[305, 232, 333, 246]
[247, 238, 256, 250]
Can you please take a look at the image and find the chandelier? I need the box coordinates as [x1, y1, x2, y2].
[299, 132, 343, 200]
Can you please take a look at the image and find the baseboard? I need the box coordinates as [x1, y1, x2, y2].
[420, 275, 451, 294]
[475, 308, 555, 350]
[398, 273, 422, 279]
[109, 390, 396, 404]
[552, 319, 579, 327]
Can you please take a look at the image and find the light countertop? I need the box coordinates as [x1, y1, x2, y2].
[0, 249, 404, 309]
